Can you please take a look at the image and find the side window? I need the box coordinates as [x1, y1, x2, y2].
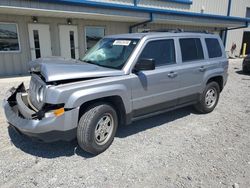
[205, 38, 222, 58]
[139, 39, 176, 66]
[179, 38, 204, 62]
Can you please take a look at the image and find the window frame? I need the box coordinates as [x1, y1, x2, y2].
[179, 37, 205, 63]
[0, 22, 21, 53]
[84, 26, 105, 51]
[137, 38, 177, 68]
[205, 38, 223, 59]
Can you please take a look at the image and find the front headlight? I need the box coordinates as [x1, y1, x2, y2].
[36, 86, 45, 103]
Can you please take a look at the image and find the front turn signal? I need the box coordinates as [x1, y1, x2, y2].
[53, 108, 65, 117]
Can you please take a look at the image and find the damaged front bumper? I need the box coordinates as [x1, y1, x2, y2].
[2, 83, 79, 142]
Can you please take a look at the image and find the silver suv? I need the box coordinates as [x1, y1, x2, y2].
[3, 32, 228, 154]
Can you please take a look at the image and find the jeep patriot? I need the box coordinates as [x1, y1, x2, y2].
[3, 32, 228, 154]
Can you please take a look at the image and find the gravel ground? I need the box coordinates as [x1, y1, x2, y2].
[0, 59, 249, 188]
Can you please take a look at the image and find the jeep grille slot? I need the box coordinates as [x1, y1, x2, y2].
[28, 74, 45, 110]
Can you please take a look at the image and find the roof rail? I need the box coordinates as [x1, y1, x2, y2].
[142, 29, 212, 34]
[142, 28, 183, 33]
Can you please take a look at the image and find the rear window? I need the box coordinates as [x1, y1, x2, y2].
[139, 39, 176, 66]
[179, 38, 204, 62]
[205, 38, 222, 58]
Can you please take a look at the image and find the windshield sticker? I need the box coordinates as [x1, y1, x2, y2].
[113, 40, 131, 46]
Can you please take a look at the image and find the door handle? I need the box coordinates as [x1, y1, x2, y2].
[168, 71, 178, 78]
[199, 66, 206, 72]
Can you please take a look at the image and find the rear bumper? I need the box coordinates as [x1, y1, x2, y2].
[3, 84, 79, 142]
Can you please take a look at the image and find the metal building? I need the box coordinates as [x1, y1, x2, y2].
[0, 0, 249, 76]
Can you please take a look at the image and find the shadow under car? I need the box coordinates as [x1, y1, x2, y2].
[8, 106, 195, 158]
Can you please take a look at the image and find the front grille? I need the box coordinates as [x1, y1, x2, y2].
[28, 74, 45, 110]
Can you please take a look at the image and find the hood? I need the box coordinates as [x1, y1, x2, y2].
[29, 57, 125, 82]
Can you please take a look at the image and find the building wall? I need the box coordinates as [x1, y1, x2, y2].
[0, 0, 249, 76]
[91, 0, 133, 5]
[0, 0, 229, 17]
[0, 0, 148, 21]
[138, 0, 228, 15]
[0, 0, 248, 56]
[226, 0, 250, 56]
[0, 14, 131, 76]
[86, 0, 229, 15]
[0, 15, 30, 76]
[89, 0, 250, 56]
[0, 13, 222, 76]
[230, 0, 249, 17]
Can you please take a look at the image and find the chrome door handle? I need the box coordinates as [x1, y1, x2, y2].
[168, 72, 178, 78]
[199, 66, 206, 72]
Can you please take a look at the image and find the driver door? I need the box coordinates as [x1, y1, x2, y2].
[131, 38, 181, 117]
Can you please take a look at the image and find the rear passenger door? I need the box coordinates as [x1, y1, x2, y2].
[131, 38, 180, 117]
[176, 37, 208, 103]
[204, 37, 225, 75]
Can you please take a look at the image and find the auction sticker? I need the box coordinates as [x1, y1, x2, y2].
[113, 40, 131, 46]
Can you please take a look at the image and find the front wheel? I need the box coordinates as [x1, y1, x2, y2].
[194, 81, 220, 114]
[77, 103, 118, 155]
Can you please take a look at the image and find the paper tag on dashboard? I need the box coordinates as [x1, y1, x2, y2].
[113, 40, 131, 46]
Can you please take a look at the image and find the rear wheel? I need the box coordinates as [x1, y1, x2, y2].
[77, 103, 118, 155]
[194, 81, 220, 114]
[243, 66, 248, 73]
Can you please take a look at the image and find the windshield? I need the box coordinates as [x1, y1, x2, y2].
[81, 38, 139, 70]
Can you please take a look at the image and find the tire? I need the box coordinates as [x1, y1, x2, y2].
[243, 66, 248, 73]
[77, 103, 118, 155]
[194, 81, 220, 114]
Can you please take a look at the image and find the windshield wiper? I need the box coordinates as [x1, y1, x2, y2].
[82, 60, 95, 64]
[81, 59, 118, 70]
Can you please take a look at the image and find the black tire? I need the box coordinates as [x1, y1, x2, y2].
[77, 103, 118, 155]
[194, 81, 220, 114]
[243, 66, 248, 73]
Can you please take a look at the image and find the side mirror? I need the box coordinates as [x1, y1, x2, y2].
[134, 58, 155, 72]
